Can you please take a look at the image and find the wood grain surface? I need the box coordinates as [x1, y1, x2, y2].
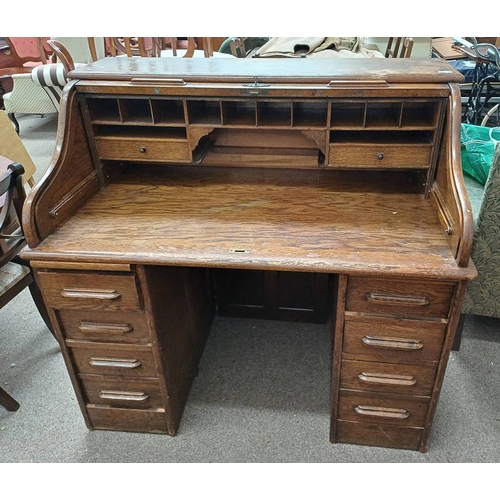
[24, 166, 475, 279]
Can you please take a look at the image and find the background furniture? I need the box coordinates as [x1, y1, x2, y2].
[2, 69, 61, 134]
[0, 160, 29, 411]
[454, 142, 500, 349]
[0, 37, 54, 128]
[110, 38, 217, 59]
[21, 57, 474, 452]
[0, 115, 53, 332]
[218, 37, 270, 57]
[3, 37, 104, 133]
[385, 37, 414, 58]
[0, 110, 37, 186]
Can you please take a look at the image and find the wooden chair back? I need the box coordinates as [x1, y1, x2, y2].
[109, 37, 163, 57]
[0, 161, 26, 267]
[0, 161, 30, 413]
[3, 37, 49, 66]
[385, 37, 414, 58]
[47, 38, 103, 72]
[110, 38, 213, 58]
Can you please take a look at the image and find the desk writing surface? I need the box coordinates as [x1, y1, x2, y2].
[25, 166, 472, 279]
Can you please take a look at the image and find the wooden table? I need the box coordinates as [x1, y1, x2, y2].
[432, 37, 467, 60]
[21, 57, 476, 452]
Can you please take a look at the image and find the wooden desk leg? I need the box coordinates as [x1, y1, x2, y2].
[0, 386, 20, 411]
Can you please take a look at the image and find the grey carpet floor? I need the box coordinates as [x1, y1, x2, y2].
[1, 113, 500, 464]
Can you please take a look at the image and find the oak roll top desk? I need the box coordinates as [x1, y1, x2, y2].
[21, 57, 476, 452]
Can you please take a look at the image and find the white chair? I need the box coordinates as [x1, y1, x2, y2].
[3, 37, 106, 134]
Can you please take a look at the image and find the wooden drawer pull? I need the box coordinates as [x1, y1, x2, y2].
[354, 405, 410, 419]
[357, 372, 417, 386]
[61, 288, 121, 300]
[365, 292, 430, 307]
[89, 357, 142, 369]
[78, 321, 133, 334]
[98, 390, 149, 402]
[362, 335, 424, 350]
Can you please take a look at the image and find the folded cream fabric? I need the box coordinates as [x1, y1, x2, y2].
[253, 37, 384, 58]
[254, 37, 326, 57]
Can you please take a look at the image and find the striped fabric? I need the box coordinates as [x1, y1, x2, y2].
[31, 63, 68, 108]
[0, 262, 30, 296]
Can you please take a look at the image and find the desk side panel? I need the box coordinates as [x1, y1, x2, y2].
[138, 265, 214, 434]
[22, 81, 100, 248]
[430, 83, 474, 267]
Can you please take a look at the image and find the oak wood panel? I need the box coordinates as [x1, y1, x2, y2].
[22, 81, 100, 248]
[86, 406, 168, 433]
[346, 277, 455, 318]
[38, 271, 142, 312]
[329, 144, 432, 169]
[342, 316, 447, 364]
[336, 420, 423, 450]
[140, 265, 214, 435]
[76, 81, 453, 99]
[69, 343, 157, 377]
[95, 137, 191, 162]
[338, 389, 430, 427]
[431, 84, 473, 266]
[340, 359, 437, 396]
[58, 310, 150, 344]
[24, 167, 475, 280]
[79, 373, 162, 409]
[69, 58, 464, 85]
[329, 274, 348, 443]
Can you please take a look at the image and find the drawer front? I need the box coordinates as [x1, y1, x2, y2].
[79, 374, 162, 409]
[70, 343, 157, 378]
[346, 277, 455, 319]
[95, 137, 191, 162]
[87, 406, 169, 434]
[38, 271, 142, 312]
[58, 310, 150, 344]
[338, 389, 429, 427]
[329, 144, 431, 168]
[340, 359, 437, 396]
[343, 317, 446, 363]
[336, 420, 423, 450]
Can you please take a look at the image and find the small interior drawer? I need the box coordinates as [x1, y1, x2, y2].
[57, 309, 150, 344]
[329, 144, 432, 168]
[338, 389, 429, 427]
[343, 317, 447, 363]
[38, 270, 142, 312]
[340, 359, 437, 396]
[69, 343, 157, 377]
[79, 374, 163, 409]
[346, 277, 455, 319]
[95, 137, 191, 162]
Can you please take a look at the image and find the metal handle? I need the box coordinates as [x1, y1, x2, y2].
[61, 288, 121, 300]
[89, 357, 142, 369]
[139, 147, 147, 153]
[365, 292, 430, 307]
[354, 405, 410, 419]
[377, 153, 384, 160]
[362, 335, 424, 350]
[78, 321, 133, 334]
[98, 390, 149, 402]
[357, 372, 417, 386]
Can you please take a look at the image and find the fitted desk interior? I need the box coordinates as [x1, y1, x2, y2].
[22, 57, 476, 451]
